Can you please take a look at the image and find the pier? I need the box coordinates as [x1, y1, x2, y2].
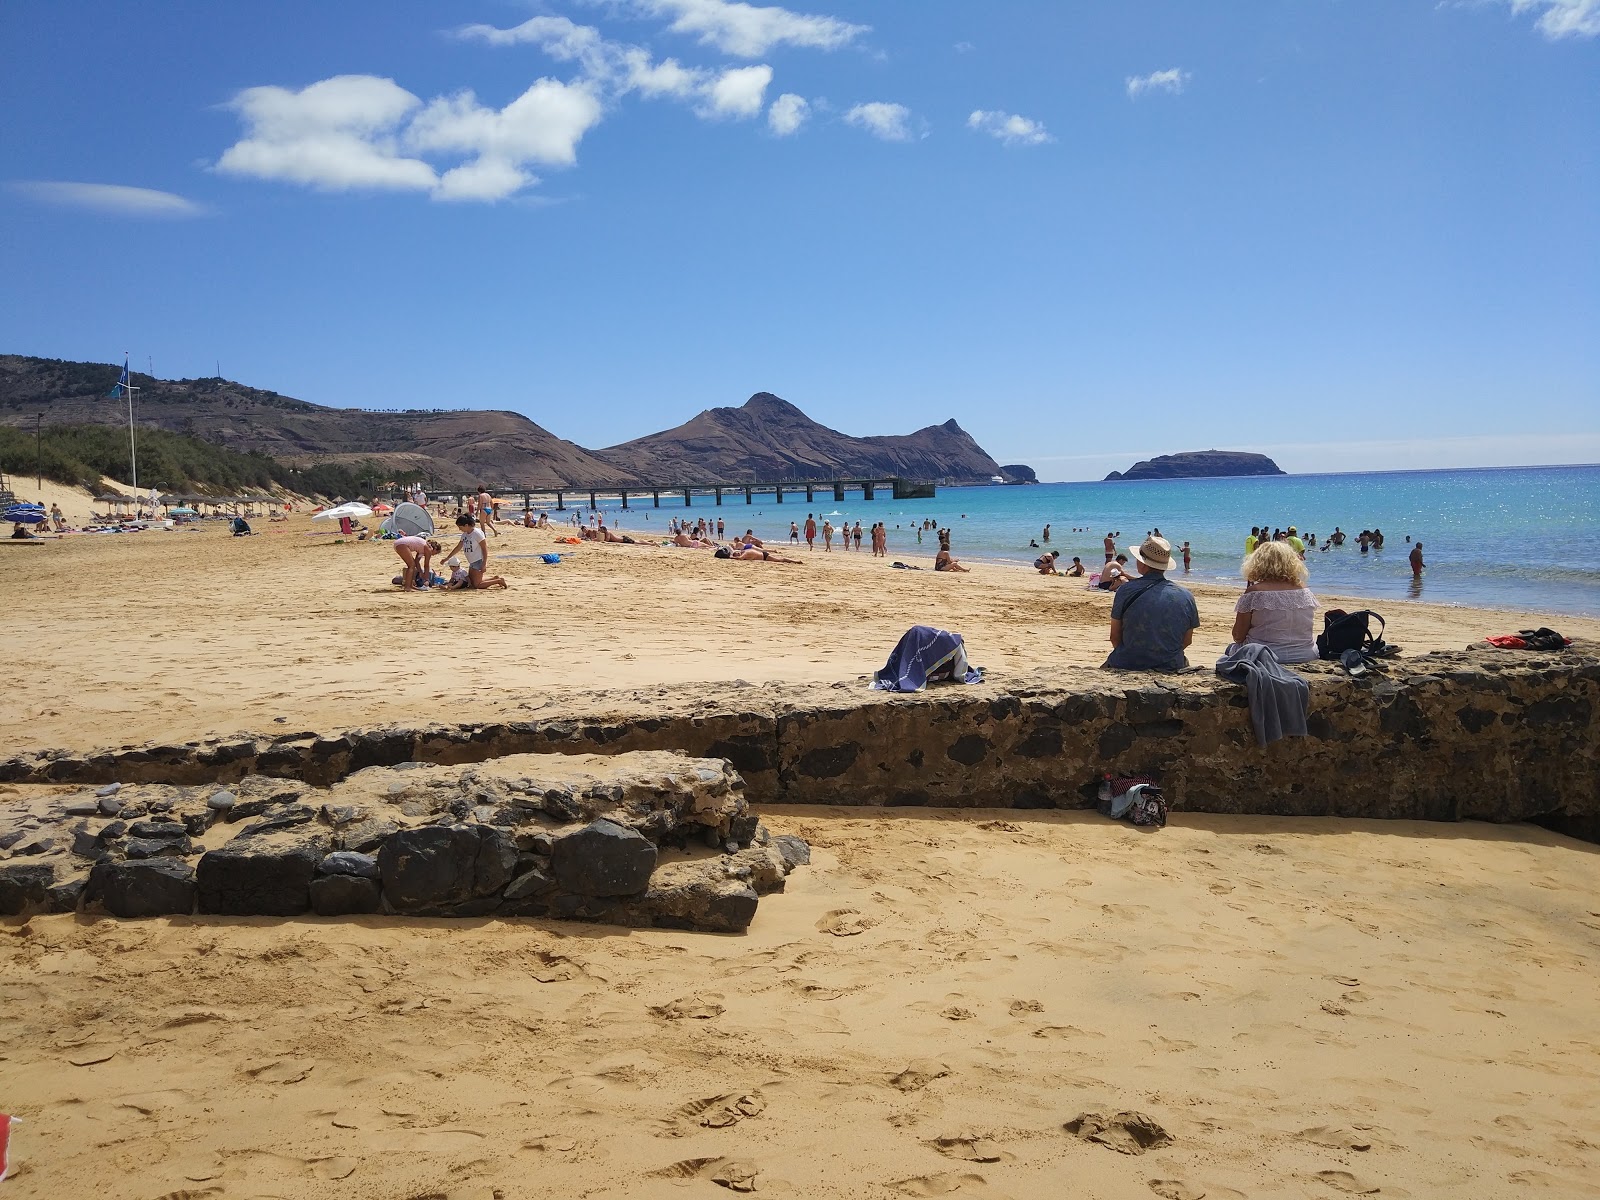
[475, 476, 936, 512]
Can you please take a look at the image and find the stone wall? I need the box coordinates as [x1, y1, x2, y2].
[4, 645, 1596, 837]
[0, 753, 808, 928]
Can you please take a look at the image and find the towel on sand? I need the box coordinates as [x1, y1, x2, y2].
[872, 625, 984, 693]
[1215, 643, 1309, 747]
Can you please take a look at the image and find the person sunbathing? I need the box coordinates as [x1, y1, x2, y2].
[727, 546, 802, 563]
[934, 549, 969, 573]
[671, 532, 714, 547]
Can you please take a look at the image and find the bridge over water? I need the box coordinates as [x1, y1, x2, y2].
[483, 477, 937, 511]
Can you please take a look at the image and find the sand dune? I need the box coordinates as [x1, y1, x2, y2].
[2, 808, 1597, 1198]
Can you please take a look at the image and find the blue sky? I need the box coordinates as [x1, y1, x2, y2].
[2, 0, 1596, 480]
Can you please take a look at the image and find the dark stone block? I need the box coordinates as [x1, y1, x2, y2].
[797, 743, 859, 779]
[309, 874, 382, 916]
[234, 805, 317, 838]
[906, 748, 925, 768]
[0, 862, 55, 915]
[197, 842, 321, 915]
[1014, 725, 1063, 758]
[125, 836, 193, 859]
[129, 820, 188, 840]
[1131, 720, 1185, 739]
[1522, 696, 1591, 727]
[47, 875, 87, 913]
[504, 866, 557, 901]
[947, 734, 991, 766]
[988, 695, 1022, 720]
[728, 811, 759, 847]
[551, 818, 657, 897]
[319, 851, 380, 879]
[1456, 706, 1497, 734]
[706, 734, 778, 775]
[1124, 689, 1174, 724]
[377, 825, 519, 913]
[92, 858, 195, 918]
[1098, 723, 1137, 758]
[887, 790, 930, 807]
[1379, 695, 1428, 740]
[771, 835, 811, 870]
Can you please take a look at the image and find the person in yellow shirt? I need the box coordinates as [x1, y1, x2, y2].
[1245, 526, 1260, 555]
[1286, 526, 1306, 556]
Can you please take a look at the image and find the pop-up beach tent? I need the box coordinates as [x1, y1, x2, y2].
[381, 501, 433, 538]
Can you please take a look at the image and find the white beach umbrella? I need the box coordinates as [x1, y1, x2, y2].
[311, 502, 374, 521]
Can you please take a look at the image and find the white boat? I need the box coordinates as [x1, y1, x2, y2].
[990, 475, 1005, 484]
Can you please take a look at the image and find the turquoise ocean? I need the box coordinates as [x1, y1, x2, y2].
[577, 464, 1600, 619]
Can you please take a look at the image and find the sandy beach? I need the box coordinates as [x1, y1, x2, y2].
[9, 503, 1600, 755]
[4, 499, 1600, 1198]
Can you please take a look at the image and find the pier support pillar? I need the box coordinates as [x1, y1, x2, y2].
[653, 490, 660, 508]
[619, 490, 629, 510]
[683, 489, 692, 506]
[863, 482, 875, 500]
[715, 487, 722, 506]
[744, 486, 753, 504]
[833, 483, 846, 502]
[555, 491, 565, 511]
[589, 491, 597, 511]
[775, 485, 783, 503]
[806, 484, 815, 502]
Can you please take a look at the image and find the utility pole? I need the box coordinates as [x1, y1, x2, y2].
[36, 413, 43, 493]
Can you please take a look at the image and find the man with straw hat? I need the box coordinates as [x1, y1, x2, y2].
[1103, 535, 1200, 672]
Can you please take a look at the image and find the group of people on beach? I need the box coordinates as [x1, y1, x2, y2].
[1248, 524, 1423, 575]
[392, 512, 507, 592]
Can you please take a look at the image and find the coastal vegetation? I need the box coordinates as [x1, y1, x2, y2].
[0, 421, 400, 499]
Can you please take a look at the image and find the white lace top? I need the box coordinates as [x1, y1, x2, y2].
[1234, 587, 1318, 663]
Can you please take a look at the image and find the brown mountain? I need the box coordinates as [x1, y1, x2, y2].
[0, 355, 633, 489]
[598, 392, 1004, 483]
[0, 357, 1004, 488]
[1105, 450, 1286, 482]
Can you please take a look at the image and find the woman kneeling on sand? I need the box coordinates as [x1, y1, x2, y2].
[440, 515, 507, 590]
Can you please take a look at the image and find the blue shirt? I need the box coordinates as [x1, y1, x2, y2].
[1104, 573, 1200, 672]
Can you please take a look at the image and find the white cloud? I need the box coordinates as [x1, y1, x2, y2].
[1125, 68, 1190, 98]
[953, 41, 975, 53]
[699, 64, 773, 118]
[406, 80, 604, 169]
[844, 101, 913, 142]
[966, 109, 1052, 146]
[9, 181, 206, 217]
[768, 92, 810, 135]
[432, 157, 535, 202]
[632, 0, 868, 57]
[216, 76, 437, 192]
[1502, 0, 1600, 37]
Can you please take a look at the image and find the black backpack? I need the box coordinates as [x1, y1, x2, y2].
[1317, 609, 1387, 661]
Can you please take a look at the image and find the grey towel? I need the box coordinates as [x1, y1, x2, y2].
[1215, 643, 1310, 746]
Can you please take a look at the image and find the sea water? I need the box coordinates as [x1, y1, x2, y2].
[570, 464, 1600, 618]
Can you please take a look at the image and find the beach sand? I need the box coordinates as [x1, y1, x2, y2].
[9, 512, 1599, 755]
[2, 809, 1597, 1198]
[4, 504, 1600, 1198]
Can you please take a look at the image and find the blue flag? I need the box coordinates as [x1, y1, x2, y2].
[106, 359, 129, 399]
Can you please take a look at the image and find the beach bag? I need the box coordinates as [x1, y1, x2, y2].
[1317, 609, 1386, 661]
[1097, 776, 1166, 827]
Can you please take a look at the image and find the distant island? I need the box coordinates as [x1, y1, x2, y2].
[997, 464, 1038, 484]
[1105, 450, 1285, 482]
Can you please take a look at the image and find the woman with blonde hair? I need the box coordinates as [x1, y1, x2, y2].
[1231, 540, 1318, 662]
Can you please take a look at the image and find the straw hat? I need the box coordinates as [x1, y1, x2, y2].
[1129, 535, 1174, 571]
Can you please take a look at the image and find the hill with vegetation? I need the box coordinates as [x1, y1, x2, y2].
[0, 356, 1011, 490]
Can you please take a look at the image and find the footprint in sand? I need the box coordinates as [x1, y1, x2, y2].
[242, 1058, 315, 1084]
[891, 1060, 952, 1092]
[817, 908, 876, 936]
[940, 1006, 976, 1021]
[930, 1134, 1006, 1163]
[1297, 1126, 1374, 1152]
[892, 1173, 988, 1196]
[649, 996, 725, 1020]
[671, 1091, 767, 1130]
[1312, 1169, 1382, 1193]
[1148, 1182, 1206, 1200]
[647, 1157, 761, 1192]
[1009, 1000, 1044, 1016]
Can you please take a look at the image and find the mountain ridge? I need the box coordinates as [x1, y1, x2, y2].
[0, 357, 1010, 489]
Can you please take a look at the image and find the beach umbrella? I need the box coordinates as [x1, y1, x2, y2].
[5, 504, 47, 524]
[311, 502, 374, 521]
[372, 502, 394, 514]
[168, 506, 198, 516]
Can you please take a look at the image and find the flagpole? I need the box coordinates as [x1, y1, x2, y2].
[125, 354, 139, 491]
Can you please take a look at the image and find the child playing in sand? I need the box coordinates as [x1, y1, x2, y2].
[440, 515, 507, 589]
